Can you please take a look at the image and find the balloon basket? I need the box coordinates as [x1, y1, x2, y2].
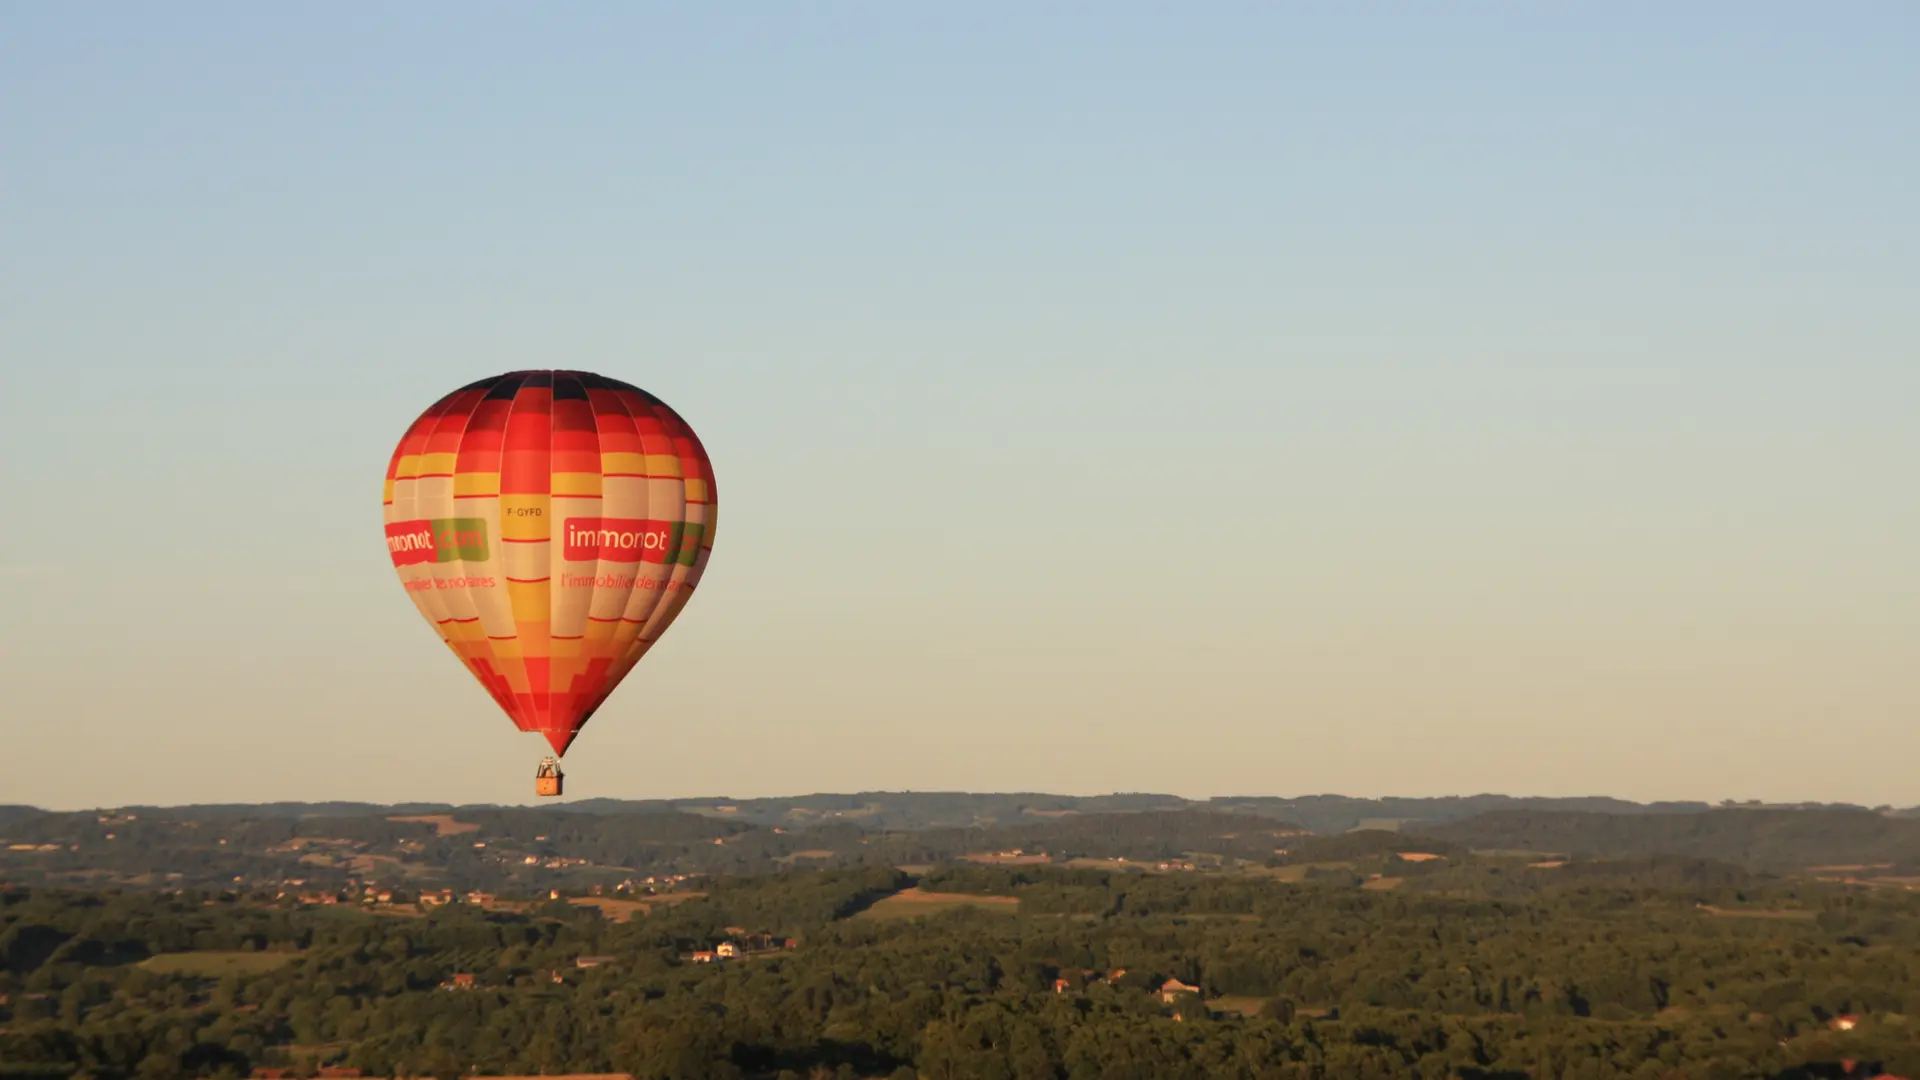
[534, 756, 564, 798]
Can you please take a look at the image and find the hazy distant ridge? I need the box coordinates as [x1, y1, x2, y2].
[1415, 806, 1920, 868]
[13, 790, 1906, 836]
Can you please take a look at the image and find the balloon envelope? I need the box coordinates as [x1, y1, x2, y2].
[381, 370, 716, 755]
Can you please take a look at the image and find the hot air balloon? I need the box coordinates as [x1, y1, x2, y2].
[380, 371, 717, 796]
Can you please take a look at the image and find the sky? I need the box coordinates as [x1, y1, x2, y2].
[1, 4, 1915, 811]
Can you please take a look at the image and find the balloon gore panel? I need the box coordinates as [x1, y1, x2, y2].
[381, 371, 717, 755]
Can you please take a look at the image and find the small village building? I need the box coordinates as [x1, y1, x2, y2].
[1158, 978, 1200, 1004]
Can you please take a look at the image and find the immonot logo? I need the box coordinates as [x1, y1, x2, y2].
[563, 517, 701, 565]
[386, 518, 490, 566]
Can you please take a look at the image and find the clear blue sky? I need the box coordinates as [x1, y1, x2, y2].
[2, 4, 1915, 810]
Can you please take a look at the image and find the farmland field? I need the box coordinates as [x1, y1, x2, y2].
[388, 814, 479, 836]
[1696, 904, 1816, 920]
[1249, 862, 1355, 882]
[1063, 857, 1172, 872]
[857, 887, 1020, 920]
[773, 849, 839, 866]
[140, 951, 299, 976]
[566, 892, 703, 922]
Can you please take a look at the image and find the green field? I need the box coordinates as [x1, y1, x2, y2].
[857, 888, 1020, 920]
[1205, 996, 1272, 1017]
[139, 951, 300, 976]
[1248, 861, 1354, 882]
